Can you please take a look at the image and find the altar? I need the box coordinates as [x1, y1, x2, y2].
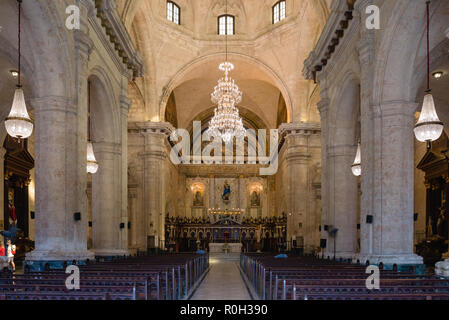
[209, 243, 242, 253]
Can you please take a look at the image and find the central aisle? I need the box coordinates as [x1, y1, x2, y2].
[190, 254, 252, 300]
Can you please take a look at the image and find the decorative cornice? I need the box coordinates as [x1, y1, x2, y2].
[278, 123, 321, 138]
[128, 121, 174, 137]
[278, 123, 321, 151]
[302, 0, 357, 82]
[94, 0, 144, 80]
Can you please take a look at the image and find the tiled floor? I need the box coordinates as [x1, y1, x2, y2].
[190, 255, 252, 300]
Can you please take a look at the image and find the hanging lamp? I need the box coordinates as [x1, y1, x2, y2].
[414, 1, 444, 149]
[206, 0, 245, 144]
[5, 0, 33, 140]
[351, 141, 361, 177]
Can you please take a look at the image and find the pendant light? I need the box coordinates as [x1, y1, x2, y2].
[414, 1, 444, 149]
[86, 81, 98, 174]
[351, 141, 361, 177]
[5, 0, 33, 140]
[206, 0, 245, 144]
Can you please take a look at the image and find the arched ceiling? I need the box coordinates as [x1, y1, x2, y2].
[169, 56, 284, 129]
[122, 0, 330, 125]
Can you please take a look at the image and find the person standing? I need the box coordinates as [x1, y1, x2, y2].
[6, 240, 16, 272]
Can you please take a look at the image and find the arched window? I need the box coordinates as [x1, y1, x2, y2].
[218, 15, 234, 35]
[167, 1, 180, 25]
[273, 1, 286, 24]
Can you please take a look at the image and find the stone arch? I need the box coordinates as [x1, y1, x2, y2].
[88, 67, 120, 144]
[329, 71, 360, 147]
[160, 52, 294, 123]
[373, 0, 449, 104]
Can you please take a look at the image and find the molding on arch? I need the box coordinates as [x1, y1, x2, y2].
[88, 66, 121, 144]
[159, 52, 294, 125]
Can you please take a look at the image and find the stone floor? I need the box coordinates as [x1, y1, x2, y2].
[190, 254, 252, 300]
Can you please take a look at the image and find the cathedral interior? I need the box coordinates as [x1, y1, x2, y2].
[0, 0, 449, 303]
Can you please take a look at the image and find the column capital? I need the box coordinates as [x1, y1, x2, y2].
[279, 122, 321, 139]
[317, 99, 330, 116]
[129, 121, 174, 137]
[120, 95, 132, 113]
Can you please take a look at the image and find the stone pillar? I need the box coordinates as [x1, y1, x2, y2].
[326, 145, 358, 259]
[362, 102, 422, 266]
[25, 0, 94, 267]
[355, 0, 375, 263]
[119, 94, 131, 253]
[92, 142, 127, 256]
[209, 175, 215, 208]
[239, 175, 245, 209]
[128, 190, 138, 253]
[279, 123, 320, 252]
[317, 97, 330, 257]
[25, 96, 94, 266]
[138, 122, 172, 249]
[355, 0, 422, 267]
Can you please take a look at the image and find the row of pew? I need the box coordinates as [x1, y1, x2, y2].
[240, 254, 449, 300]
[0, 253, 209, 300]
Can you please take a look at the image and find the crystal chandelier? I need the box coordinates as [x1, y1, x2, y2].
[414, 1, 444, 149]
[207, 62, 246, 144]
[351, 142, 361, 177]
[5, 0, 33, 140]
[206, 0, 245, 144]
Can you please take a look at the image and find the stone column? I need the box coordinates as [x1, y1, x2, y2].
[92, 142, 127, 256]
[25, 0, 94, 267]
[326, 145, 358, 259]
[317, 97, 330, 257]
[25, 96, 94, 266]
[138, 122, 173, 249]
[362, 102, 422, 266]
[355, 0, 375, 263]
[239, 175, 245, 209]
[355, 0, 422, 267]
[128, 190, 138, 252]
[279, 123, 320, 252]
[119, 94, 131, 253]
[209, 175, 215, 208]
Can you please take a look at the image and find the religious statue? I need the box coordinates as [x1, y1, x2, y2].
[222, 181, 230, 201]
[437, 207, 448, 239]
[193, 191, 203, 207]
[250, 190, 260, 207]
[8, 191, 17, 226]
